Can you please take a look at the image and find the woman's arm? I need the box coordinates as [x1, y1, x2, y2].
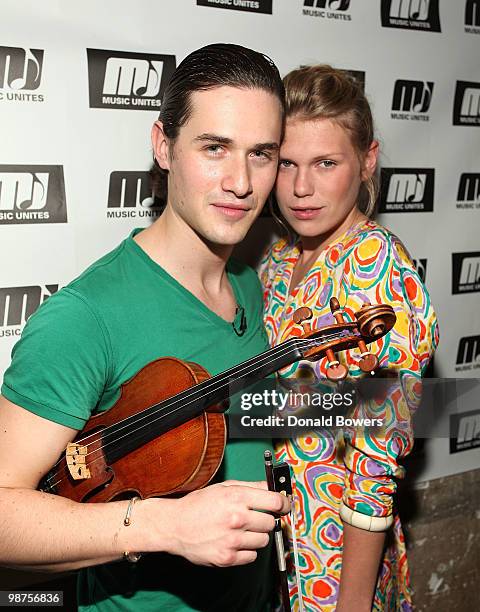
[336, 229, 438, 605]
[336, 524, 386, 612]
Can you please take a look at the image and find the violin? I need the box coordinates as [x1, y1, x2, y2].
[40, 298, 395, 503]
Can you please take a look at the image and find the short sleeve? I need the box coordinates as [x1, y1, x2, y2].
[1, 288, 112, 429]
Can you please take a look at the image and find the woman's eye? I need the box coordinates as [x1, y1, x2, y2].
[279, 160, 293, 168]
[320, 160, 336, 168]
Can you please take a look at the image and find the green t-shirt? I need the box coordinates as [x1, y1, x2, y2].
[2, 229, 273, 612]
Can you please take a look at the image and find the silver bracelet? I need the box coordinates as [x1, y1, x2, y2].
[122, 496, 143, 563]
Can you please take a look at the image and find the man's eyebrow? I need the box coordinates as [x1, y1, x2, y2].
[312, 152, 344, 158]
[193, 133, 233, 145]
[254, 142, 280, 151]
[193, 134, 280, 151]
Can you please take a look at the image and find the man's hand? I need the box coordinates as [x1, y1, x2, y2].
[142, 480, 290, 567]
[0, 398, 290, 572]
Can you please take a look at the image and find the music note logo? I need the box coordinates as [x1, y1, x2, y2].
[453, 81, 480, 126]
[0, 165, 67, 225]
[380, 0, 441, 31]
[457, 174, 480, 210]
[87, 49, 176, 111]
[0, 46, 44, 91]
[455, 335, 480, 369]
[102, 58, 164, 98]
[379, 168, 435, 213]
[392, 80, 433, 114]
[391, 0, 430, 20]
[449, 409, 480, 453]
[452, 252, 480, 294]
[106, 171, 165, 220]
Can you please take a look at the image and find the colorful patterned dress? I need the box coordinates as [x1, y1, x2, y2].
[260, 219, 438, 611]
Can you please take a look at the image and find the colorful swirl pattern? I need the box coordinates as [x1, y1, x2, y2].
[260, 220, 438, 611]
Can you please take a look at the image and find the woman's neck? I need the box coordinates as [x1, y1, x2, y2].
[300, 208, 368, 260]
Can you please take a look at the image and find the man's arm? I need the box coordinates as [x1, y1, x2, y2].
[0, 397, 289, 573]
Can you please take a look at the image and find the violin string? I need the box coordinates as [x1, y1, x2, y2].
[44, 329, 359, 491]
[50, 337, 302, 462]
[73, 328, 352, 454]
[45, 330, 358, 489]
[54, 329, 347, 455]
[44, 331, 358, 490]
[44, 339, 311, 489]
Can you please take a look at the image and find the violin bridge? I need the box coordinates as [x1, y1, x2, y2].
[65, 442, 91, 480]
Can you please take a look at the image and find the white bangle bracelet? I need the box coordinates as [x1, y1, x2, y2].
[339, 501, 393, 532]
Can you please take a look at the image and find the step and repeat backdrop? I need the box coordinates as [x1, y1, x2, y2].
[1, 0, 479, 481]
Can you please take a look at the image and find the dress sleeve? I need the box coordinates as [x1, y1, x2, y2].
[338, 230, 438, 523]
[258, 242, 276, 299]
[1, 288, 112, 430]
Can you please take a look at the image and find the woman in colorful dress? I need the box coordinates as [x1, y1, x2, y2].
[260, 65, 438, 611]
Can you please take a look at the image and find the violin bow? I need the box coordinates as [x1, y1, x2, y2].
[264, 450, 305, 612]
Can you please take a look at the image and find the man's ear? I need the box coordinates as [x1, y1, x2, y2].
[152, 121, 171, 171]
[361, 140, 379, 181]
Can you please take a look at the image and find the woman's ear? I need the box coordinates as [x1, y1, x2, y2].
[151, 121, 171, 171]
[361, 140, 379, 180]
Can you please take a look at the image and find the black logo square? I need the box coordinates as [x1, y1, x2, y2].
[87, 49, 176, 111]
[0, 46, 43, 91]
[0, 165, 67, 225]
[452, 252, 480, 294]
[450, 410, 480, 453]
[453, 81, 480, 126]
[379, 168, 434, 213]
[381, 0, 441, 32]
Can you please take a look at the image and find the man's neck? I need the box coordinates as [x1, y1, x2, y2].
[134, 207, 237, 321]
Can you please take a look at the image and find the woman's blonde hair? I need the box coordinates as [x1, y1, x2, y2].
[281, 64, 378, 217]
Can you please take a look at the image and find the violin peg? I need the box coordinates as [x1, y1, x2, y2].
[329, 297, 347, 325]
[326, 362, 349, 381]
[325, 348, 348, 381]
[356, 339, 379, 375]
[293, 306, 312, 324]
[293, 307, 313, 334]
[358, 353, 379, 375]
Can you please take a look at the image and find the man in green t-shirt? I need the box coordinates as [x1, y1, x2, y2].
[0, 44, 289, 611]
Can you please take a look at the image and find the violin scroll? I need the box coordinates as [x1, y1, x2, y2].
[355, 303, 396, 339]
[292, 297, 396, 381]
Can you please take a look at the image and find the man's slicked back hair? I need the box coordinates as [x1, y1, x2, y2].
[159, 43, 285, 140]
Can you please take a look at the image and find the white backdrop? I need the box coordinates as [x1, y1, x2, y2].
[1, 0, 479, 482]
